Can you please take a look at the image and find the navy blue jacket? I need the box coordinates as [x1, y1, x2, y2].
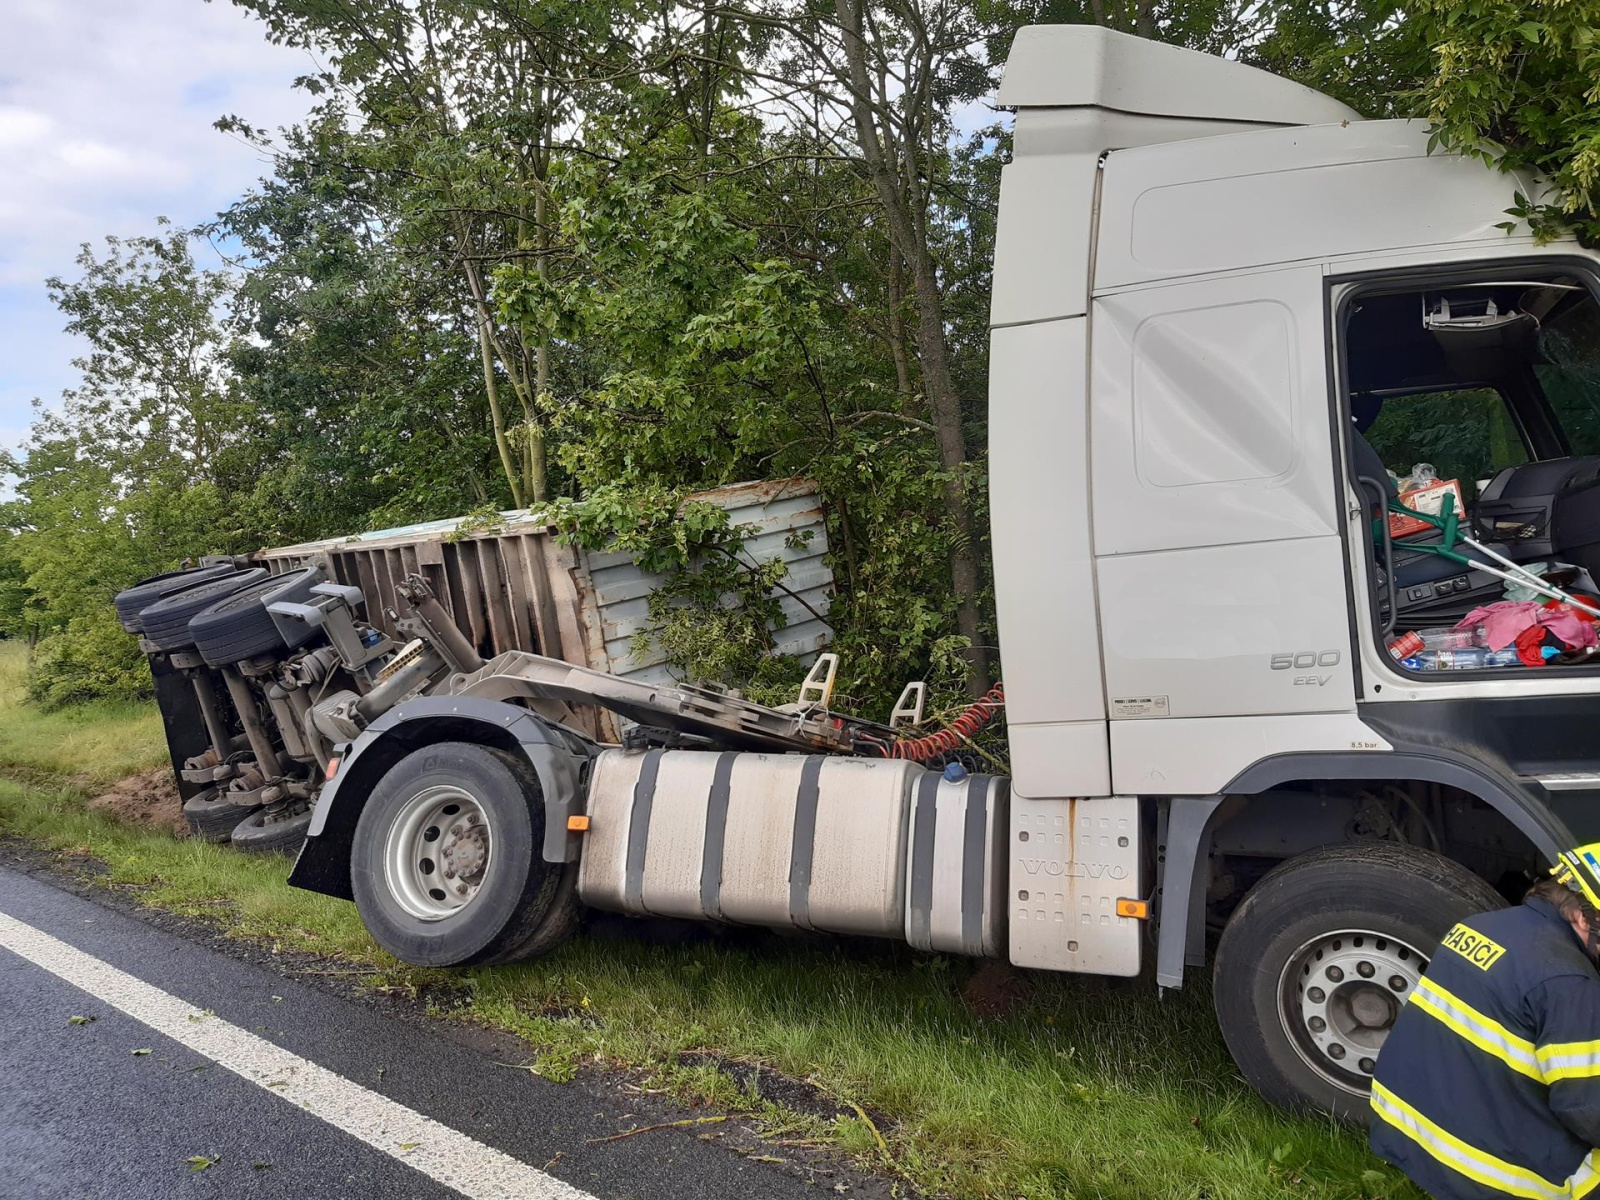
[1370, 898, 1600, 1199]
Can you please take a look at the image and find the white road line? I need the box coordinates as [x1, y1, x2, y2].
[0, 910, 595, 1200]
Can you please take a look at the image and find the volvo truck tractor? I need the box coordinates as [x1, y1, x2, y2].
[116, 26, 1600, 1118]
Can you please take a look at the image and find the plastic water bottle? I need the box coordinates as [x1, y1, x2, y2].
[1399, 463, 1439, 492]
[1417, 626, 1488, 651]
[1401, 648, 1525, 670]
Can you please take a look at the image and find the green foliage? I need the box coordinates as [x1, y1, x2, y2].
[4, 230, 265, 705]
[1245, 0, 1431, 117]
[1363, 389, 1527, 488]
[541, 485, 803, 694]
[0, 529, 33, 643]
[444, 505, 510, 543]
[1407, 0, 1600, 245]
[0, 642, 167, 783]
[15, 0, 1600, 722]
[639, 553, 798, 701]
[544, 486, 740, 575]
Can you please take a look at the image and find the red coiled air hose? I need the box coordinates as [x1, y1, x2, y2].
[884, 683, 1005, 762]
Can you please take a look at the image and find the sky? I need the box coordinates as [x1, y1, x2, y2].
[0, 0, 316, 461]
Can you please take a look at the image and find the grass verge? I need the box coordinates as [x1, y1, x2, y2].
[0, 642, 168, 785]
[0, 642, 1416, 1200]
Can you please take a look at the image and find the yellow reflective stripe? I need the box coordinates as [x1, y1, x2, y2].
[1371, 1082, 1566, 1199]
[1411, 977, 1545, 1082]
[1571, 1154, 1600, 1200]
[1538, 1039, 1600, 1082]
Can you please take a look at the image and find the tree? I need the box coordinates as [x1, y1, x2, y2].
[0, 522, 36, 644]
[226, 0, 643, 507]
[1405, 0, 1600, 246]
[45, 224, 253, 491]
[218, 114, 497, 541]
[6, 226, 262, 705]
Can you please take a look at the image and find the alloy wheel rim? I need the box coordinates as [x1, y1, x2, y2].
[1277, 928, 1427, 1094]
[382, 785, 494, 921]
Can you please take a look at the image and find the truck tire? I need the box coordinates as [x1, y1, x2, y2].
[114, 565, 236, 633]
[190, 568, 321, 667]
[139, 569, 268, 651]
[349, 742, 579, 968]
[183, 788, 252, 842]
[229, 804, 313, 854]
[1213, 841, 1505, 1121]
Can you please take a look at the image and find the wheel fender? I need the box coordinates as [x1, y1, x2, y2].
[1154, 748, 1572, 991]
[1224, 749, 1570, 861]
[288, 697, 595, 900]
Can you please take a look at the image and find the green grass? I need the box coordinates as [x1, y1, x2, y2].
[0, 639, 1418, 1200]
[0, 642, 168, 785]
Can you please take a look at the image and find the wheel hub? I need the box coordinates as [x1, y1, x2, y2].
[382, 785, 494, 921]
[1280, 929, 1426, 1094]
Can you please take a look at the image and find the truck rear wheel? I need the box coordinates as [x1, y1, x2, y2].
[1212, 841, 1505, 1121]
[350, 742, 578, 967]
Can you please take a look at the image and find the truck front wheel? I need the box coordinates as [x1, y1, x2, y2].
[350, 741, 579, 967]
[1212, 841, 1505, 1121]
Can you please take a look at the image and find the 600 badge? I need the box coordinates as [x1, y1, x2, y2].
[1270, 649, 1341, 687]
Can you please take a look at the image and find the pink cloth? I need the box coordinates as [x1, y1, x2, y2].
[1458, 602, 1599, 652]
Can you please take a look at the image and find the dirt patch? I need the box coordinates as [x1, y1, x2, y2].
[86, 767, 186, 838]
[961, 960, 1032, 1020]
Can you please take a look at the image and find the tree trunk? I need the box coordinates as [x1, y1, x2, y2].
[475, 314, 525, 510]
[462, 243, 539, 510]
[833, 0, 992, 693]
[887, 245, 914, 409]
[529, 184, 553, 505]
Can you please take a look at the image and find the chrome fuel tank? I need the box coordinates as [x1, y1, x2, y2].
[577, 748, 1007, 953]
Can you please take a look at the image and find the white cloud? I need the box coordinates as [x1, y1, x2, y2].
[0, 106, 54, 149]
[0, 0, 316, 466]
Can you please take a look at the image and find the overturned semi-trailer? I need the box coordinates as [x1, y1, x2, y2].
[117, 478, 834, 850]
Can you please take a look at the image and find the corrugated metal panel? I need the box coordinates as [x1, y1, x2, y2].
[585, 487, 832, 684]
[258, 478, 833, 684]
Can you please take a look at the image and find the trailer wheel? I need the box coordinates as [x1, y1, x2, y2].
[138, 569, 268, 651]
[230, 804, 313, 854]
[1212, 841, 1505, 1121]
[190, 567, 322, 667]
[349, 741, 578, 967]
[114, 565, 236, 634]
[182, 788, 253, 843]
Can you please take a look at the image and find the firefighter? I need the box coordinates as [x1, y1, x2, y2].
[1369, 845, 1600, 1199]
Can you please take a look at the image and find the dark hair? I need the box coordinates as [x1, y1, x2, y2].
[1527, 876, 1600, 925]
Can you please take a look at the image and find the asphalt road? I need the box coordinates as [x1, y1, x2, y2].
[0, 865, 856, 1200]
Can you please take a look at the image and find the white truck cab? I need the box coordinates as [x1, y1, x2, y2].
[138, 24, 1600, 1123]
[989, 25, 1600, 1112]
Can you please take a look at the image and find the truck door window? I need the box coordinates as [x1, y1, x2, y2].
[1536, 298, 1600, 456]
[1340, 272, 1600, 663]
[1361, 388, 1528, 488]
